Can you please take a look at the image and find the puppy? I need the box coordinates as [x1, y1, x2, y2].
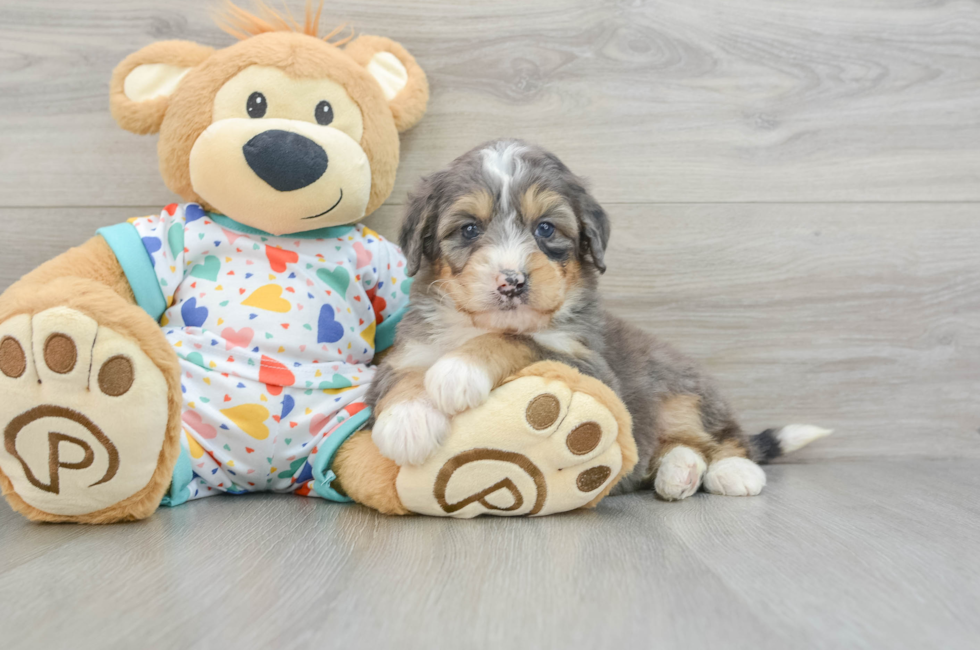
[367, 139, 830, 500]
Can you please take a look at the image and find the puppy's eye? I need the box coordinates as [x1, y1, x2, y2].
[535, 221, 556, 238]
[315, 100, 333, 126]
[246, 92, 267, 118]
[461, 223, 481, 241]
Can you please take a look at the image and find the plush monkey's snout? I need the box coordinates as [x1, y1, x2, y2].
[243, 130, 328, 192]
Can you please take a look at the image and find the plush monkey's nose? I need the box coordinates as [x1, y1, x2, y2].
[243, 130, 328, 192]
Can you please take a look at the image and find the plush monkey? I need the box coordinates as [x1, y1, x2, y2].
[0, 3, 635, 522]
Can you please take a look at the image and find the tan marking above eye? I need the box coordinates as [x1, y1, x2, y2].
[452, 190, 494, 223]
[566, 421, 602, 455]
[526, 393, 561, 430]
[576, 465, 612, 492]
[0, 336, 26, 378]
[98, 355, 135, 397]
[44, 333, 77, 374]
[520, 184, 574, 225]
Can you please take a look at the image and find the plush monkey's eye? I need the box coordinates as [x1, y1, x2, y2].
[535, 221, 556, 238]
[246, 92, 267, 118]
[461, 223, 481, 241]
[315, 100, 333, 126]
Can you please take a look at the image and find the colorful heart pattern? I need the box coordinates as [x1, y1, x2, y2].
[242, 284, 291, 312]
[317, 305, 345, 343]
[222, 327, 254, 350]
[125, 202, 412, 500]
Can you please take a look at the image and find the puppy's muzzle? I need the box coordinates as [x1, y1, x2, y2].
[243, 130, 328, 192]
[496, 270, 527, 298]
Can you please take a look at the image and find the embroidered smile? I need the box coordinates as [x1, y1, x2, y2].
[302, 188, 343, 219]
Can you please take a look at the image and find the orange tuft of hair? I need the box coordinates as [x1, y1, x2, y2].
[213, 0, 354, 45]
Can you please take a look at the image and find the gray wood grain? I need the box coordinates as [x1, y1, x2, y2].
[2, 0, 980, 206]
[2, 203, 977, 461]
[1, 1, 979, 647]
[1, 460, 978, 650]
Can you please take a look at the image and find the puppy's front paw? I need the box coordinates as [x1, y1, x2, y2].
[372, 399, 451, 466]
[424, 356, 493, 414]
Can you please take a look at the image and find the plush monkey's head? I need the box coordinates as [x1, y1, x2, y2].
[109, 2, 428, 235]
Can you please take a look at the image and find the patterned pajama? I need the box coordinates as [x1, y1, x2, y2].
[99, 203, 410, 503]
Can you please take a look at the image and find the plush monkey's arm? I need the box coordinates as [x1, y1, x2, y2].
[6, 235, 135, 305]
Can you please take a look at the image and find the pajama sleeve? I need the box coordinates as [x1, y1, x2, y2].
[357, 225, 413, 352]
[97, 202, 204, 321]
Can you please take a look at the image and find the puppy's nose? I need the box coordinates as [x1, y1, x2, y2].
[496, 270, 527, 298]
[243, 129, 328, 192]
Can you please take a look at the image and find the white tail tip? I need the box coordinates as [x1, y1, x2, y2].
[776, 424, 833, 454]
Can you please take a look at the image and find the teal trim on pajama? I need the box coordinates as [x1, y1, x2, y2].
[97, 222, 168, 322]
[310, 407, 373, 502]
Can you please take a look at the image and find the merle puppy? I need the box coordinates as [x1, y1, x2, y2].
[366, 139, 830, 500]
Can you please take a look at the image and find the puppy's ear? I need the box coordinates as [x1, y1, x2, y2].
[399, 172, 446, 276]
[576, 189, 611, 273]
[110, 40, 213, 135]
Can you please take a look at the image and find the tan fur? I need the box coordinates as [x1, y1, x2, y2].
[19, 236, 136, 301]
[149, 32, 401, 216]
[519, 185, 571, 225]
[434, 252, 487, 315]
[0, 251, 182, 523]
[432, 249, 577, 333]
[344, 34, 429, 133]
[710, 438, 750, 462]
[110, 22, 427, 218]
[649, 394, 749, 477]
[450, 190, 495, 224]
[374, 369, 427, 412]
[452, 333, 537, 388]
[511, 362, 637, 507]
[332, 428, 410, 515]
[525, 250, 576, 314]
[110, 41, 215, 136]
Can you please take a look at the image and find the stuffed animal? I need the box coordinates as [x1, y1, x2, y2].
[0, 2, 635, 522]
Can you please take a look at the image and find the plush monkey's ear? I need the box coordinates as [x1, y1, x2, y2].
[110, 40, 214, 135]
[345, 35, 429, 133]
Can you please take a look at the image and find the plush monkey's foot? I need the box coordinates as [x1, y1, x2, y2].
[0, 307, 176, 522]
[394, 362, 637, 518]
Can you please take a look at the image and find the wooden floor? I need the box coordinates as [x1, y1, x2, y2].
[1, 0, 978, 647]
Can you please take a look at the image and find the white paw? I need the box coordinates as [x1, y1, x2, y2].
[654, 445, 707, 501]
[424, 356, 493, 415]
[703, 457, 767, 496]
[372, 399, 451, 466]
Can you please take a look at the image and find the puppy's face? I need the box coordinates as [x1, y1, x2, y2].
[401, 140, 610, 333]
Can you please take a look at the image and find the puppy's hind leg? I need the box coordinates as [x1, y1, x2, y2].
[649, 394, 712, 501]
[701, 426, 767, 498]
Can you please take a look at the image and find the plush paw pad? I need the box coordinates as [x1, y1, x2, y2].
[654, 445, 707, 501]
[395, 374, 625, 517]
[703, 457, 766, 497]
[372, 398, 451, 466]
[424, 356, 493, 414]
[0, 308, 169, 516]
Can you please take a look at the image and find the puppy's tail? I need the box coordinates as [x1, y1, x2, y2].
[747, 425, 833, 464]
